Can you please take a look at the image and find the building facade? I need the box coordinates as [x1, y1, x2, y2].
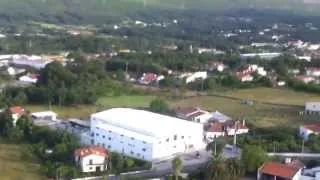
[74, 146, 108, 173]
[90, 108, 205, 161]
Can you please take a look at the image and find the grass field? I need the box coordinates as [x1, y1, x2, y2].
[25, 95, 156, 119]
[218, 87, 320, 106]
[96, 95, 155, 108]
[0, 142, 42, 180]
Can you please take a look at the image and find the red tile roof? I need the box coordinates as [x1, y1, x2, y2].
[303, 124, 320, 132]
[205, 122, 224, 132]
[141, 73, 157, 82]
[176, 107, 199, 116]
[74, 146, 108, 158]
[10, 106, 25, 115]
[225, 120, 248, 130]
[259, 161, 301, 179]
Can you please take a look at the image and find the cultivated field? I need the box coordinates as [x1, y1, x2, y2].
[0, 142, 42, 180]
[218, 87, 320, 106]
[172, 95, 305, 128]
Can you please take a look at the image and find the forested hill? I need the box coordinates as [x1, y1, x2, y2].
[0, 0, 318, 24]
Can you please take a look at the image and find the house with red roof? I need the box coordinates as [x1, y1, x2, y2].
[204, 122, 225, 141]
[74, 146, 108, 173]
[258, 160, 303, 180]
[9, 106, 25, 125]
[139, 73, 158, 85]
[175, 107, 211, 123]
[299, 124, 320, 140]
[306, 67, 320, 77]
[295, 75, 315, 84]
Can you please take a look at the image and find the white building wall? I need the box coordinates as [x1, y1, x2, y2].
[91, 117, 204, 161]
[193, 113, 212, 124]
[206, 132, 225, 141]
[292, 169, 301, 180]
[306, 102, 320, 112]
[299, 126, 317, 140]
[306, 70, 320, 77]
[226, 128, 249, 136]
[79, 154, 106, 173]
[185, 72, 207, 84]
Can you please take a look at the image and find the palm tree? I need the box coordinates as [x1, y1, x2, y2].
[172, 156, 182, 180]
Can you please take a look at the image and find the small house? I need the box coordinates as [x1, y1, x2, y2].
[74, 146, 108, 173]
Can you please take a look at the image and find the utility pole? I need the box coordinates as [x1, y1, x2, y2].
[214, 138, 217, 156]
[301, 139, 305, 153]
[233, 121, 239, 153]
[125, 62, 128, 74]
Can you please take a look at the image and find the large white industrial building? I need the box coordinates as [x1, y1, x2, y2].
[90, 108, 205, 161]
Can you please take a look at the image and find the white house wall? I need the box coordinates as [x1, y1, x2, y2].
[80, 154, 106, 173]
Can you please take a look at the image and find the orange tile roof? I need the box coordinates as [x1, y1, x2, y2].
[260, 161, 300, 179]
[205, 122, 224, 132]
[74, 146, 108, 158]
[10, 106, 25, 115]
[175, 107, 199, 116]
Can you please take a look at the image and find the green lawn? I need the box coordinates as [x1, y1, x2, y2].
[96, 95, 155, 108]
[0, 142, 42, 180]
[218, 87, 320, 106]
[25, 95, 156, 119]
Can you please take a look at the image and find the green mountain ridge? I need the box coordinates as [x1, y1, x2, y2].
[0, 0, 318, 24]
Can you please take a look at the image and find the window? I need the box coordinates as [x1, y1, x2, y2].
[159, 141, 162, 144]
[108, 130, 112, 133]
[166, 138, 169, 142]
[108, 137, 111, 140]
[89, 159, 93, 165]
[91, 132, 94, 137]
[142, 141, 146, 144]
[96, 127, 100, 129]
[197, 119, 200, 122]
[130, 151, 134, 155]
[89, 167, 93, 170]
[174, 135, 177, 140]
[102, 135, 105, 138]
[173, 145, 176, 148]
[91, 139, 94, 145]
[120, 141, 124, 144]
[102, 143, 105, 148]
[142, 148, 146, 152]
[108, 145, 111, 149]
[181, 136, 184, 139]
[131, 137, 135, 140]
[120, 134, 124, 137]
[137, 153, 140, 157]
[96, 133, 99, 136]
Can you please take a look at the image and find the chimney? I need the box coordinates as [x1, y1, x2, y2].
[285, 158, 292, 164]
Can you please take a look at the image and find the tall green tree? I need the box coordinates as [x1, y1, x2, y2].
[241, 145, 268, 173]
[149, 98, 171, 114]
[172, 156, 182, 180]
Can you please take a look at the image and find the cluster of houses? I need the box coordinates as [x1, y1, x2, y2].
[0, 54, 69, 85]
[136, 71, 208, 85]
[234, 64, 267, 82]
[175, 106, 249, 142]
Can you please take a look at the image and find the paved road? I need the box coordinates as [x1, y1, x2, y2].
[106, 148, 241, 180]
